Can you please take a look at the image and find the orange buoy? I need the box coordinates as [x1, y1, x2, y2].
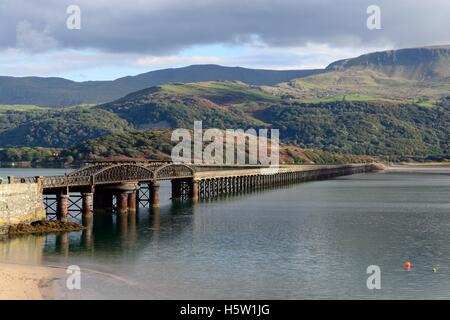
[405, 261, 411, 270]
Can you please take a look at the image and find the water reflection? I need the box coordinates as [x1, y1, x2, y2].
[25, 203, 195, 260]
[0, 233, 46, 265]
[0, 199, 198, 290]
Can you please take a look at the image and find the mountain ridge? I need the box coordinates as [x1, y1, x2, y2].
[0, 64, 322, 107]
[4, 45, 450, 107]
[326, 46, 450, 80]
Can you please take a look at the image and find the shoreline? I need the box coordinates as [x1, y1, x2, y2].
[385, 164, 450, 174]
[0, 262, 63, 300]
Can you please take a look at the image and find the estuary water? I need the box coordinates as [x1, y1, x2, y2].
[1, 168, 450, 299]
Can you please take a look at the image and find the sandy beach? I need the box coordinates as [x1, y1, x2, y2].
[0, 262, 63, 300]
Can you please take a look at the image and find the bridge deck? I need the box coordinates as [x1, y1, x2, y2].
[194, 164, 366, 179]
[11, 162, 375, 190]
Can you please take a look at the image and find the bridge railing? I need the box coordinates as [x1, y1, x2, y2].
[42, 176, 67, 188]
[12, 174, 92, 188]
[12, 176, 37, 184]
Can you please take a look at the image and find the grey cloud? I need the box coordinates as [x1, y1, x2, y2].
[0, 0, 449, 54]
[16, 20, 59, 52]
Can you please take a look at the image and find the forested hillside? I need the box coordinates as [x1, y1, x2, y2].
[0, 81, 448, 163]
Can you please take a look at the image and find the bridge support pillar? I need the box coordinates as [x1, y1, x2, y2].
[150, 182, 160, 207]
[56, 193, 69, 222]
[171, 179, 182, 201]
[118, 192, 129, 214]
[128, 191, 137, 212]
[82, 192, 94, 216]
[189, 179, 199, 202]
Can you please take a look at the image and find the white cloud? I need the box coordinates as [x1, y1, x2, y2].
[0, 49, 132, 78]
[133, 55, 224, 68]
[228, 43, 391, 70]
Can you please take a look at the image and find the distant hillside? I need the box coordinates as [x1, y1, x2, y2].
[0, 128, 376, 166]
[4, 45, 450, 107]
[57, 129, 377, 165]
[0, 65, 322, 107]
[0, 106, 130, 148]
[327, 46, 450, 80]
[97, 81, 448, 161]
[0, 78, 448, 161]
[97, 81, 276, 129]
[1, 45, 449, 163]
[274, 46, 450, 102]
[252, 100, 449, 160]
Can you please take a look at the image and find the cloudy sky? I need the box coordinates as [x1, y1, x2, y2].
[1, 0, 449, 81]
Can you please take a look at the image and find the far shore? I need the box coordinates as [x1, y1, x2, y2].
[385, 164, 450, 173]
[0, 262, 63, 300]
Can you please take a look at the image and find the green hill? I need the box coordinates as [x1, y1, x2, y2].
[96, 80, 448, 161]
[276, 46, 450, 103]
[0, 65, 321, 107]
[56, 129, 377, 166]
[327, 46, 450, 80]
[0, 106, 130, 148]
[0, 78, 448, 162]
[252, 100, 449, 160]
[3, 45, 450, 107]
[97, 81, 274, 129]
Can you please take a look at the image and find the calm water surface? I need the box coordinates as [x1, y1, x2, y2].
[1, 168, 449, 299]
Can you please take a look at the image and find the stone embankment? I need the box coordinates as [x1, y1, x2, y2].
[0, 182, 46, 234]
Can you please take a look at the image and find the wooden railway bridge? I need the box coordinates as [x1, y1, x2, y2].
[11, 161, 380, 221]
